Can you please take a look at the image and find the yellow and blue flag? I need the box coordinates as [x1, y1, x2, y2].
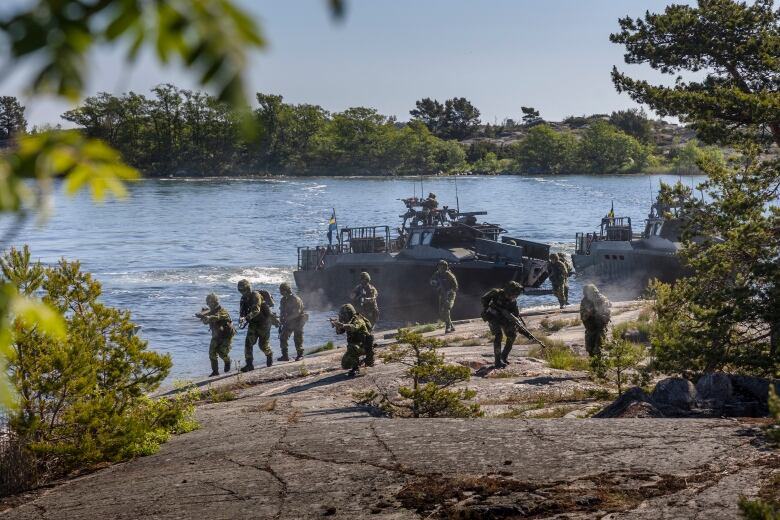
[607, 201, 615, 222]
[327, 209, 337, 244]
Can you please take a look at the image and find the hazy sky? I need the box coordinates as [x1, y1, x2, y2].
[3, 0, 688, 127]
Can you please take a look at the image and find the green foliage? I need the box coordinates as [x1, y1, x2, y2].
[739, 497, 780, 520]
[410, 97, 481, 139]
[529, 337, 590, 371]
[576, 120, 651, 174]
[592, 339, 646, 395]
[540, 317, 581, 332]
[608, 108, 652, 143]
[611, 320, 653, 343]
[371, 330, 482, 418]
[1, 247, 190, 473]
[611, 0, 780, 149]
[0, 0, 264, 105]
[515, 124, 577, 175]
[768, 386, 780, 445]
[669, 140, 725, 174]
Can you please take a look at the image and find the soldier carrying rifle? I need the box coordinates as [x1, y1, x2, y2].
[196, 293, 236, 377]
[481, 281, 544, 368]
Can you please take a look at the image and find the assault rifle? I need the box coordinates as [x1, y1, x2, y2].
[195, 307, 211, 322]
[486, 306, 546, 350]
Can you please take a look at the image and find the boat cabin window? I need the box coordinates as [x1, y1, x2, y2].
[408, 230, 433, 247]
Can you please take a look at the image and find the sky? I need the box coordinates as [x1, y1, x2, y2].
[2, 0, 688, 127]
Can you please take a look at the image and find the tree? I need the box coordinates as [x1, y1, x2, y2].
[356, 330, 482, 418]
[1, 246, 194, 482]
[521, 106, 544, 127]
[0, 96, 26, 144]
[410, 98, 445, 136]
[612, 0, 780, 375]
[0, 0, 276, 407]
[442, 97, 481, 139]
[576, 120, 650, 174]
[609, 108, 652, 143]
[595, 339, 646, 396]
[515, 124, 577, 174]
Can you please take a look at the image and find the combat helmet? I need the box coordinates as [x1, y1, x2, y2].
[279, 282, 292, 295]
[437, 259, 449, 270]
[339, 303, 356, 321]
[359, 271, 371, 283]
[206, 293, 219, 308]
[428, 192, 436, 199]
[549, 253, 559, 262]
[237, 279, 251, 292]
[505, 281, 524, 296]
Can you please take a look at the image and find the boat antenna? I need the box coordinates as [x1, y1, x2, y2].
[455, 176, 460, 213]
[420, 176, 424, 198]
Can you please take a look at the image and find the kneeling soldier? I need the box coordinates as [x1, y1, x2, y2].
[196, 293, 235, 377]
[481, 281, 524, 368]
[331, 304, 375, 377]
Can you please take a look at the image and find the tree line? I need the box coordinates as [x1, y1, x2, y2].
[0, 88, 718, 177]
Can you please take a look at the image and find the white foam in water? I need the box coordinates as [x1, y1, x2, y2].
[227, 267, 294, 286]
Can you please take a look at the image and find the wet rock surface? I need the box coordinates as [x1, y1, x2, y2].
[2, 302, 777, 519]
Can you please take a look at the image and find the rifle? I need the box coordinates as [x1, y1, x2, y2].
[195, 307, 211, 322]
[489, 306, 546, 350]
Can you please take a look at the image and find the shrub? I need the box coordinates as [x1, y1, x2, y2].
[309, 341, 335, 354]
[529, 337, 589, 371]
[540, 317, 580, 332]
[359, 330, 482, 418]
[592, 339, 646, 395]
[0, 247, 194, 493]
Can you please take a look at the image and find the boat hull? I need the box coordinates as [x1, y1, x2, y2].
[294, 256, 543, 323]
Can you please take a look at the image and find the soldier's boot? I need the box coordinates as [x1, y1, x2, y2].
[501, 343, 513, 365]
[493, 346, 505, 369]
[348, 366, 360, 377]
[294, 350, 304, 362]
[240, 361, 254, 373]
[266, 354, 273, 367]
[277, 353, 290, 362]
[209, 359, 219, 377]
[223, 359, 231, 373]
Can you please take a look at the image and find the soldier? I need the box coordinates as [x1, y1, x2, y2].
[331, 304, 375, 377]
[350, 271, 379, 326]
[430, 260, 458, 333]
[548, 254, 568, 309]
[195, 293, 235, 377]
[557, 253, 572, 305]
[481, 281, 524, 368]
[421, 192, 438, 211]
[237, 279, 273, 371]
[278, 282, 307, 361]
[580, 284, 611, 357]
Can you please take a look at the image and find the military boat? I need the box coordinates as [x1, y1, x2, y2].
[293, 197, 550, 323]
[571, 196, 689, 297]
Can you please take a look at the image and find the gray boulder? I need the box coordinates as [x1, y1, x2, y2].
[593, 387, 664, 419]
[696, 372, 733, 404]
[651, 377, 697, 412]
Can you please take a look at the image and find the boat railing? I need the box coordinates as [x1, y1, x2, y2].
[575, 216, 634, 255]
[297, 225, 400, 271]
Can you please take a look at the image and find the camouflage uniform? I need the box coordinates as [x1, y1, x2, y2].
[350, 272, 379, 326]
[238, 280, 273, 370]
[197, 294, 234, 376]
[279, 283, 306, 361]
[548, 254, 568, 309]
[580, 284, 611, 357]
[334, 304, 374, 376]
[557, 253, 571, 305]
[430, 260, 458, 333]
[481, 282, 524, 368]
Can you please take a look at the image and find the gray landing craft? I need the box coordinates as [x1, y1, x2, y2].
[572, 194, 689, 298]
[294, 197, 550, 323]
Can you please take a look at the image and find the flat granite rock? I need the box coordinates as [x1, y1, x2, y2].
[3, 303, 777, 519]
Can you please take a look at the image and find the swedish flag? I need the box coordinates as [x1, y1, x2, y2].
[607, 201, 615, 223]
[327, 209, 337, 244]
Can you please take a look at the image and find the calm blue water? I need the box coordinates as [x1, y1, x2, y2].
[8, 174, 704, 381]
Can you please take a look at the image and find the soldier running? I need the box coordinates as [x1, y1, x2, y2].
[350, 271, 379, 326]
[580, 284, 612, 357]
[237, 279, 274, 371]
[430, 259, 458, 333]
[481, 281, 524, 368]
[331, 304, 375, 377]
[278, 282, 307, 361]
[196, 293, 235, 377]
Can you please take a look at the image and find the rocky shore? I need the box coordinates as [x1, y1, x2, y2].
[2, 301, 777, 519]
